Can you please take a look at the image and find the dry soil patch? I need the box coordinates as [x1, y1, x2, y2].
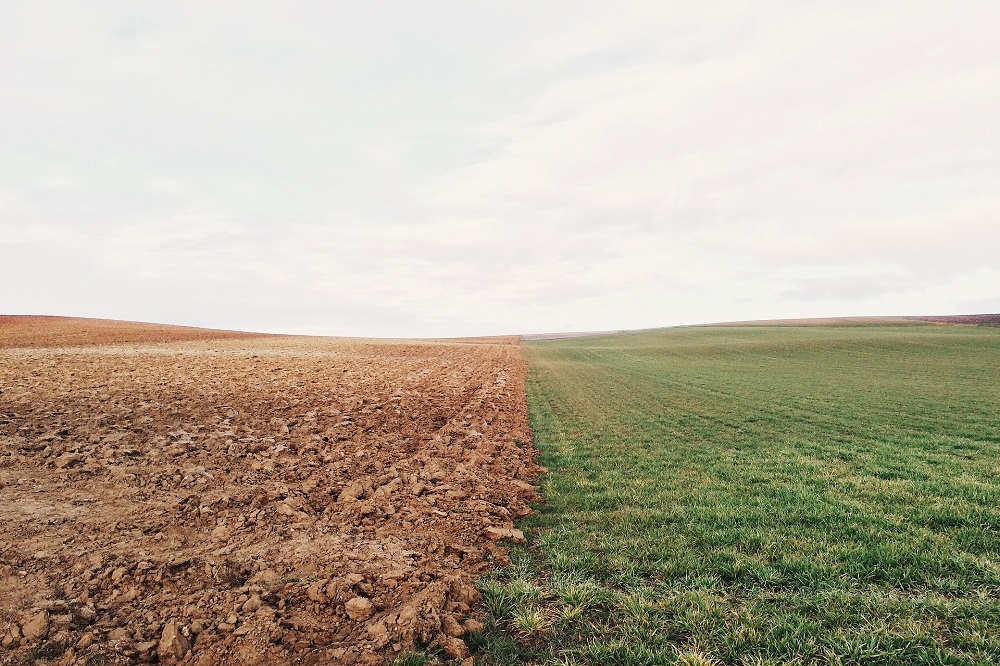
[0, 323, 538, 665]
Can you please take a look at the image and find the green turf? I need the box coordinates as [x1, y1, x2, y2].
[477, 324, 1000, 665]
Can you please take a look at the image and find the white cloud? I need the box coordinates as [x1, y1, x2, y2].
[1, 2, 998, 336]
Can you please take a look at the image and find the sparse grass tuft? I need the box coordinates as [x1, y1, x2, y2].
[391, 652, 430, 666]
[676, 650, 719, 666]
[507, 576, 543, 604]
[479, 579, 515, 623]
[553, 579, 601, 612]
[512, 605, 549, 633]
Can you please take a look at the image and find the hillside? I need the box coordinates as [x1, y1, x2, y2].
[0, 316, 267, 348]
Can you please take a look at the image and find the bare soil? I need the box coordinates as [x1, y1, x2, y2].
[0, 318, 539, 665]
[0, 316, 268, 349]
[907, 313, 1000, 326]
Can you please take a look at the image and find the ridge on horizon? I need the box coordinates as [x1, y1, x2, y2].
[0, 314, 268, 348]
[4, 312, 999, 349]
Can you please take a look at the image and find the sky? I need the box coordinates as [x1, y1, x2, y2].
[2, 1, 999, 337]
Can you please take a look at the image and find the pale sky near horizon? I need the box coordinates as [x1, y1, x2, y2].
[3, 2, 999, 337]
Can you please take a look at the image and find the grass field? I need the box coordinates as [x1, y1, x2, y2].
[474, 324, 1000, 665]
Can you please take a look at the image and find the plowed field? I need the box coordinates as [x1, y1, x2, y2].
[0, 316, 269, 348]
[0, 318, 540, 665]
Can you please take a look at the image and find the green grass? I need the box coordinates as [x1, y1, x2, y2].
[478, 324, 1000, 665]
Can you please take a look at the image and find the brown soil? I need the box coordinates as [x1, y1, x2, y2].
[906, 313, 1000, 326]
[0, 316, 268, 348]
[0, 319, 540, 665]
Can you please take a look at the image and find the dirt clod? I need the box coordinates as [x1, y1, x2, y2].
[345, 597, 375, 621]
[442, 615, 465, 637]
[442, 635, 470, 659]
[158, 619, 191, 661]
[108, 627, 132, 642]
[21, 611, 49, 641]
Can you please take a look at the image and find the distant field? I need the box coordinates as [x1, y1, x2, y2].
[478, 324, 1000, 665]
[0, 315, 267, 347]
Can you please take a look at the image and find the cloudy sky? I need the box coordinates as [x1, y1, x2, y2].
[3, 2, 998, 337]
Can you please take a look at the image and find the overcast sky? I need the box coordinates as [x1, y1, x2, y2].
[3, 2, 999, 337]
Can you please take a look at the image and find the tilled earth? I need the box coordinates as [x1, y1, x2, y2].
[0, 319, 540, 665]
